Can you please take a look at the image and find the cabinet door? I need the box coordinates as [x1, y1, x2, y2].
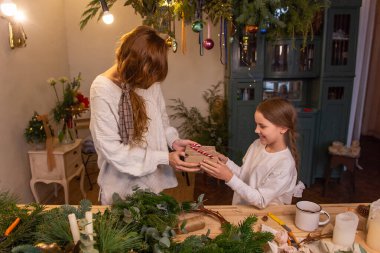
[314, 79, 353, 179]
[294, 38, 321, 78]
[297, 113, 317, 186]
[265, 39, 293, 78]
[230, 34, 265, 79]
[228, 79, 262, 163]
[324, 7, 360, 76]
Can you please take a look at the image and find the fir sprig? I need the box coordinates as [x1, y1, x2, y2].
[94, 210, 142, 253]
[171, 215, 273, 253]
[0, 203, 45, 253]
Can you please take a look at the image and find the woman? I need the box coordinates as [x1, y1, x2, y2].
[90, 26, 199, 204]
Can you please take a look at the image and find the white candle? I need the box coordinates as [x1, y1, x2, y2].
[68, 213, 80, 244]
[332, 211, 359, 247]
[85, 211, 94, 240]
[366, 212, 380, 250]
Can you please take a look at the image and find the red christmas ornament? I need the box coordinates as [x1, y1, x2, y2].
[202, 38, 214, 50]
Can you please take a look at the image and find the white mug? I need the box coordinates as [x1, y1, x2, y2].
[295, 201, 330, 232]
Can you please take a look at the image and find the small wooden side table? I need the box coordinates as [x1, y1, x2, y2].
[28, 139, 86, 204]
[323, 153, 360, 196]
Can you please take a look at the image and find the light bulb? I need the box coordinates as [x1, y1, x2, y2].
[1, 0, 17, 17]
[14, 10, 26, 22]
[102, 11, 114, 25]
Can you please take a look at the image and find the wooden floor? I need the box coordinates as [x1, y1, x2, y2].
[45, 135, 380, 205]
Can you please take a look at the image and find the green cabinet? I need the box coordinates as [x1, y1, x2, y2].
[227, 0, 361, 183]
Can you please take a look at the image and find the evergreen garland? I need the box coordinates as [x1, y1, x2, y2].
[171, 216, 273, 253]
[0, 190, 274, 253]
[80, 0, 327, 49]
[267, 0, 329, 46]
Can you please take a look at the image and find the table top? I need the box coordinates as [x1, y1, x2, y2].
[44, 203, 375, 252]
[28, 139, 81, 154]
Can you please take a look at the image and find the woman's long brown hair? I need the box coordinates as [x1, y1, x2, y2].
[256, 98, 299, 170]
[115, 26, 168, 144]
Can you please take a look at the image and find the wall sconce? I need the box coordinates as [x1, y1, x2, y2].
[0, 0, 27, 49]
[99, 0, 114, 25]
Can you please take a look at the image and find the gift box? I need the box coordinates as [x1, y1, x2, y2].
[184, 145, 218, 163]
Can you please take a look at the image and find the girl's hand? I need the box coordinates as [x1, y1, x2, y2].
[169, 150, 200, 172]
[172, 139, 199, 152]
[217, 153, 228, 164]
[200, 159, 233, 182]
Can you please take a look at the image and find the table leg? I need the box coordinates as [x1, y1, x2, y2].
[29, 179, 40, 203]
[323, 165, 333, 196]
[62, 180, 69, 204]
[80, 165, 87, 199]
[54, 183, 58, 197]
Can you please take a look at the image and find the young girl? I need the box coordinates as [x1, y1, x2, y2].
[200, 98, 304, 209]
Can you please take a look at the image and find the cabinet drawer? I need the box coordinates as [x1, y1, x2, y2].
[66, 158, 83, 178]
[64, 145, 83, 177]
[64, 145, 82, 165]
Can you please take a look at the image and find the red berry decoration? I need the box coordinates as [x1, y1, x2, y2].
[202, 38, 214, 50]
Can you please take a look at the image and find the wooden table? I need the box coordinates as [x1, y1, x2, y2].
[46, 203, 376, 252]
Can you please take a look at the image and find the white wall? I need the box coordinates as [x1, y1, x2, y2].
[64, 0, 225, 126]
[0, 0, 69, 203]
[0, 0, 224, 202]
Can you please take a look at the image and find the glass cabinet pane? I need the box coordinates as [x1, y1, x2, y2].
[239, 33, 257, 68]
[237, 87, 255, 101]
[331, 14, 350, 66]
[271, 44, 289, 72]
[299, 44, 315, 72]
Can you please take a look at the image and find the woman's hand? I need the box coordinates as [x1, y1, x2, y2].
[200, 159, 233, 182]
[169, 150, 200, 172]
[172, 139, 199, 152]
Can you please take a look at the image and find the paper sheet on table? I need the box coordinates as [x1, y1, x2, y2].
[261, 224, 367, 253]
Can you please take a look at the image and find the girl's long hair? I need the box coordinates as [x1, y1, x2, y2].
[257, 98, 299, 170]
[115, 26, 168, 144]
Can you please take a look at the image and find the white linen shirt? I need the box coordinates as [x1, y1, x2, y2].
[226, 139, 297, 209]
[90, 75, 178, 204]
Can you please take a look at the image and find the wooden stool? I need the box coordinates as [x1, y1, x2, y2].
[323, 154, 359, 196]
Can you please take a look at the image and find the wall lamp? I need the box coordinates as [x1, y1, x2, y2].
[0, 0, 27, 49]
[99, 0, 114, 25]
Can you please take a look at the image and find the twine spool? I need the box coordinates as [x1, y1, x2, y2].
[178, 215, 205, 233]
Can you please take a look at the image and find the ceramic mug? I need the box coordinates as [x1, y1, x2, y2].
[295, 201, 330, 231]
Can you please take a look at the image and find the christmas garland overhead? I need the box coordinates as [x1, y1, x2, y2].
[80, 0, 328, 43]
[0, 189, 273, 253]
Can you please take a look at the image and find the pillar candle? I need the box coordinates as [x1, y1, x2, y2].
[68, 213, 80, 244]
[366, 212, 380, 250]
[332, 211, 359, 247]
[85, 211, 94, 240]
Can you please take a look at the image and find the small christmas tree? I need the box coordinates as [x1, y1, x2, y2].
[24, 112, 48, 144]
